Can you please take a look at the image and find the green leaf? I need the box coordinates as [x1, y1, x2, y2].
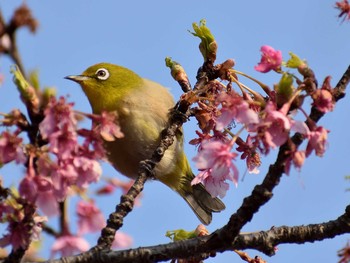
[189, 19, 217, 62]
[285, 52, 307, 69]
[165, 229, 197, 241]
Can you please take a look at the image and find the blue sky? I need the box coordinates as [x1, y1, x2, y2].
[0, 1, 349, 262]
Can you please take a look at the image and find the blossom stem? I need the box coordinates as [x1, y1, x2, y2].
[224, 126, 245, 148]
[231, 69, 272, 96]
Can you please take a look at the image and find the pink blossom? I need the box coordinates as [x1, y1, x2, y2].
[336, 0, 350, 21]
[78, 128, 106, 160]
[0, 215, 46, 250]
[108, 178, 142, 206]
[216, 91, 259, 130]
[96, 184, 115, 195]
[254, 45, 282, 73]
[36, 190, 59, 217]
[39, 97, 77, 139]
[19, 156, 38, 203]
[258, 102, 291, 150]
[77, 200, 105, 235]
[290, 120, 310, 135]
[49, 128, 78, 160]
[0, 131, 26, 165]
[109, 178, 134, 194]
[89, 111, 124, 141]
[312, 77, 334, 113]
[50, 162, 78, 201]
[246, 152, 261, 174]
[192, 140, 238, 198]
[306, 126, 328, 157]
[285, 150, 306, 175]
[73, 157, 102, 188]
[192, 169, 230, 198]
[51, 235, 89, 257]
[112, 232, 133, 249]
[312, 89, 334, 113]
[19, 176, 38, 203]
[39, 97, 79, 162]
[236, 136, 261, 174]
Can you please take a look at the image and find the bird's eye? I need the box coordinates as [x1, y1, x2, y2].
[95, 68, 110, 80]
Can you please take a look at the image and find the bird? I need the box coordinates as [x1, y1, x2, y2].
[65, 62, 225, 225]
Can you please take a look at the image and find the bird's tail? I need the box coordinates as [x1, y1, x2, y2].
[181, 183, 225, 225]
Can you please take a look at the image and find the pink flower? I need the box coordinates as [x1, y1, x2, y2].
[19, 156, 39, 203]
[39, 97, 79, 162]
[90, 111, 124, 141]
[259, 102, 291, 150]
[96, 184, 115, 195]
[51, 235, 89, 257]
[236, 136, 261, 174]
[73, 157, 102, 188]
[312, 76, 334, 113]
[19, 176, 38, 203]
[192, 169, 229, 198]
[0, 131, 26, 165]
[36, 190, 59, 217]
[306, 126, 328, 157]
[112, 232, 133, 249]
[108, 178, 142, 206]
[254, 45, 282, 73]
[39, 97, 77, 139]
[216, 91, 259, 130]
[0, 215, 46, 250]
[285, 150, 306, 175]
[192, 140, 239, 198]
[76, 200, 105, 235]
[336, 0, 350, 21]
[50, 162, 78, 201]
[49, 128, 78, 160]
[246, 152, 261, 174]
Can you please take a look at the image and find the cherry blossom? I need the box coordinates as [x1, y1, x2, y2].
[306, 126, 329, 157]
[112, 232, 133, 249]
[192, 140, 238, 198]
[216, 91, 259, 131]
[77, 200, 105, 235]
[312, 76, 335, 113]
[336, 0, 350, 21]
[89, 111, 124, 141]
[0, 130, 25, 165]
[0, 215, 46, 250]
[51, 235, 89, 257]
[254, 45, 282, 73]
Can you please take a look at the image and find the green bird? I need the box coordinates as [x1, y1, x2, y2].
[65, 63, 225, 225]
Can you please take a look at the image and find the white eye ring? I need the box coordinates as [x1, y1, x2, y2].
[95, 68, 110, 80]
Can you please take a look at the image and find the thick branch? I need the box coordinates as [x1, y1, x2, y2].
[43, 204, 350, 263]
[234, 204, 350, 255]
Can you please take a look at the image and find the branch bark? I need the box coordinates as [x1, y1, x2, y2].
[43, 204, 350, 263]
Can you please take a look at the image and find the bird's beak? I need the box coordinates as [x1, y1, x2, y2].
[64, 75, 90, 83]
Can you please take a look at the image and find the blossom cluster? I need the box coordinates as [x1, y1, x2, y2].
[0, 95, 132, 254]
[191, 45, 334, 198]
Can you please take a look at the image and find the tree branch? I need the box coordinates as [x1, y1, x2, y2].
[43, 204, 350, 263]
[234, 204, 350, 255]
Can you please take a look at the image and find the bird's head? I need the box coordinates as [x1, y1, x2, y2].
[65, 62, 142, 113]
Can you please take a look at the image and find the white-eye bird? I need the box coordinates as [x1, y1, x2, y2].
[65, 63, 225, 225]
